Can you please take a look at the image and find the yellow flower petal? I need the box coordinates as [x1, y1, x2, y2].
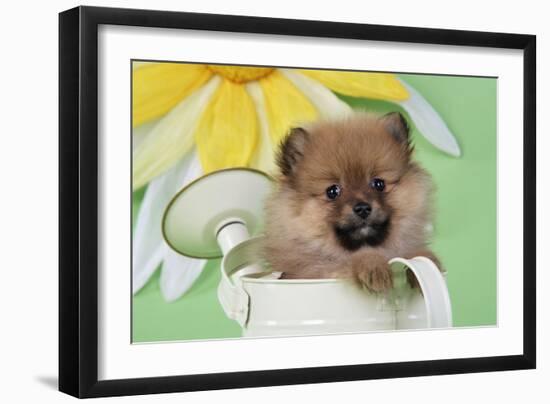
[132, 61, 153, 71]
[133, 76, 221, 189]
[195, 80, 258, 173]
[299, 69, 409, 101]
[133, 63, 212, 127]
[259, 70, 318, 145]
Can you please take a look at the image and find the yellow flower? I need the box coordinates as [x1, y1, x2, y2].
[131, 63, 449, 189]
[132, 62, 460, 301]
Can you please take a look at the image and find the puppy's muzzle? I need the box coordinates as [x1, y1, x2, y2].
[353, 202, 372, 219]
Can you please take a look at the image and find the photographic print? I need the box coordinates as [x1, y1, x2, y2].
[59, 6, 535, 397]
[131, 61, 496, 343]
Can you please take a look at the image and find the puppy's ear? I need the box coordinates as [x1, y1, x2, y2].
[277, 127, 309, 176]
[382, 112, 410, 145]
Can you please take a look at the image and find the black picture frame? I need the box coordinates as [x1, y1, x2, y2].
[59, 5, 536, 398]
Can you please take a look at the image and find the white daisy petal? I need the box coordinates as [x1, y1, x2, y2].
[133, 75, 221, 190]
[132, 150, 203, 294]
[160, 250, 207, 302]
[397, 78, 461, 157]
[132, 169, 179, 294]
[158, 152, 206, 301]
[280, 69, 353, 119]
[132, 119, 159, 151]
[245, 82, 277, 174]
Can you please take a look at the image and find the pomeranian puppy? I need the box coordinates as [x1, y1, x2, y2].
[263, 112, 441, 292]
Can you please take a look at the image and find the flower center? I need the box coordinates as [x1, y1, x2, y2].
[208, 66, 275, 83]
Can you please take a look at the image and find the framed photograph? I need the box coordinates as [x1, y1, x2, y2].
[59, 6, 536, 398]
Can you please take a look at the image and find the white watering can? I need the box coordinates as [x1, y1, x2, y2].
[163, 168, 453, 337]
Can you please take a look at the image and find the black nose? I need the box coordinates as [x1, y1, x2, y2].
[353, 202, 372, 219]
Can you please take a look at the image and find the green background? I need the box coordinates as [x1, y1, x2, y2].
[132, 73, 497, 343]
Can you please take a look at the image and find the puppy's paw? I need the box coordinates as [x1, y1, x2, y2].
[353, 258, 393, 293]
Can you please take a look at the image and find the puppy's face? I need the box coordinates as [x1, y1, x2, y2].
[277, 113, 421, 252]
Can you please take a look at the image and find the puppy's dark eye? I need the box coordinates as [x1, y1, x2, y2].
[370, 178, 385, 192]
[326, 184, 342, 200]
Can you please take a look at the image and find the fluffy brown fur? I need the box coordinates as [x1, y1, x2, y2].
[263, 112, 441, 292]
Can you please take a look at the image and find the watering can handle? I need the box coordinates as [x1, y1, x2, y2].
[389, 257, 453, 328]
[218, 236, 267, 326]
